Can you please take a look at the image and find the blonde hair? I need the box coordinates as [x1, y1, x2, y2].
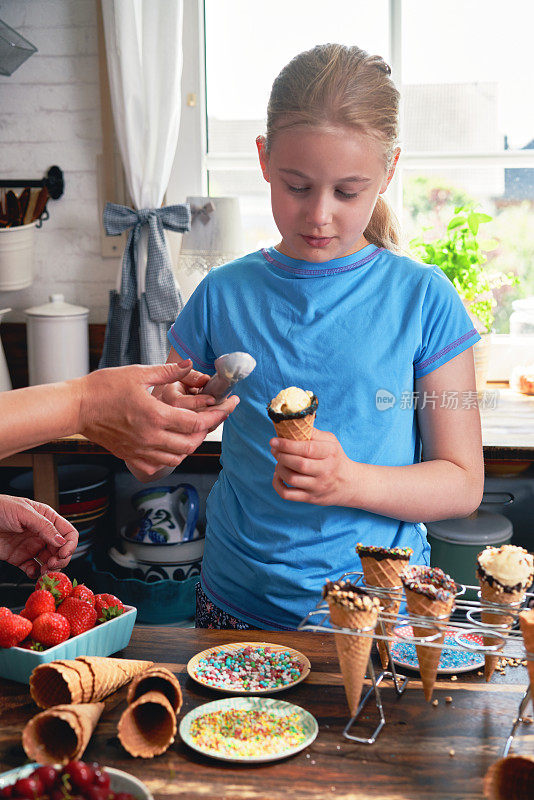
[266, 44, 401, 251]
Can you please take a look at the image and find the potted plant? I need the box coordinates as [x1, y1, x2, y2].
[410, 202, 519, 388]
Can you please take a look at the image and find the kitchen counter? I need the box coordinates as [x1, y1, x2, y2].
[0, 628, 531, 800]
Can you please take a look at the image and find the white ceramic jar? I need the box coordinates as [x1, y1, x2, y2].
[25, 294, 89, 385]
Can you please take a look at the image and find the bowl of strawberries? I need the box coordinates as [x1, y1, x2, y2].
[0, 572, 136, 684]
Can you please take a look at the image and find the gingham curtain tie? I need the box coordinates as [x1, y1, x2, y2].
[103, 202, 191, 320]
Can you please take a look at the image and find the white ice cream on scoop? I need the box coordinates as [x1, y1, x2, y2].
[478, 544, 534, 588]
[270, 386, 313, 415]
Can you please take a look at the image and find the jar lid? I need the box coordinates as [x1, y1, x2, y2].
[24, 293, 89, 317]
[426, 509, 513, 546]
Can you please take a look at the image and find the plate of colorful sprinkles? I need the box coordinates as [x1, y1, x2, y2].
[179, 696, 319, 763]
[187, 641, 311, 694]
[390, 627, 485, 674]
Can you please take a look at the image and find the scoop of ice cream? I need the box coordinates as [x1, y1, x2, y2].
[478, 544, 534, 589]
[270, 386, 314, 415]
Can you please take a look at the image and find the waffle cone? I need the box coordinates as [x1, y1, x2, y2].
[518, 609, 534, 702]
[478, 578, 524, 682]
[483, 754, 534, 800]
[127, 667, 182, 713]
[272, 412, 315, 441]
[360, 556, 409, 669]
[76, 656, 154, 702]
[22, 702, 104, 765]
[30, 661, 81, 709]
[118, 690, 177, 757]
[403, 586, 454, 702]
[327, 600, 378, 716]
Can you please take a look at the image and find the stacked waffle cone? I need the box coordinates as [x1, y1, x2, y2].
[357, 544, 413, 669]
[323, 580, 379, 716]
[30, 656, 154, 707]
[22, 702, 104, 764]
[118, 666, 182, 757]
[400, 566, 456, 702]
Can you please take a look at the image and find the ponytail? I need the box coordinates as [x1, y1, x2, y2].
[364, 195, 401, 252]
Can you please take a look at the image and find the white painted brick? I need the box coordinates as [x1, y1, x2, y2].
[2, 0, 97, 30]
[9, 55, 98, 85]
[0, 112, 101, 143]
[0, 83, 100, 113]
[1, 141, 100, 174]
[21, 25, 98, 57]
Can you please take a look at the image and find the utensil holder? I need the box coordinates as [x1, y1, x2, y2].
[0, 222, 36, 290]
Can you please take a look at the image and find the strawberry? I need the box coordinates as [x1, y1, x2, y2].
[18, 638, 45, 651]
[94, 593, 125, 622]
[0, 609, 32, 648]
[23, 589, 56, 620]
[36, 572, 73, 604]
[57, 597, 97, 637]
[70, 582, 95, 606]
[32, 612, 70, 647]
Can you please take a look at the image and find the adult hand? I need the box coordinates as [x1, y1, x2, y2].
[0, 495, 78, 578]
[78, 361, 239, 475]
[270, 428, 357, 506]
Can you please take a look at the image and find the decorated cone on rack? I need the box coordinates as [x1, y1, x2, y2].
[323, 581, 380, 716]
[476, 546, 534, 682]
[400, 566, 456, 702]
[518, 609, 534, 702]
[267, 389, 318, 441]
[22, 702, 104, 765]
[356, 544, 413, 670]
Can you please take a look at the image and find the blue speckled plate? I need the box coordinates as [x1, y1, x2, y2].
[391, 626, 485, 674]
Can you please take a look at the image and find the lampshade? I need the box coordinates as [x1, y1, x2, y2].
[0, 19, 37, 76]
[177, 196, 244, 300]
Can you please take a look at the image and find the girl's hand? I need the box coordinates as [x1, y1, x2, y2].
[0, 495, 78, 578]
[270, 428, 357, 506]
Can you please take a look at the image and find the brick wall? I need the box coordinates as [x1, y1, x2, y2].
[0, 0, 119, 323]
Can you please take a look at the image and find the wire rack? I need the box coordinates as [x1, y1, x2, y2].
[297, 570, 533, 752]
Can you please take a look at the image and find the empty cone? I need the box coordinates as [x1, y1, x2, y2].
[75, 656, 154, 702]
[118, 690, 177, 758]
[127, 667, 182, 713]
[518, 609, 534, 703]
[30, 661, 81, 709]
[359, 553, 411, 669]
[478, 579, 523, 682]
[323, 582, 379, 717]
[22, 702, 104, 765]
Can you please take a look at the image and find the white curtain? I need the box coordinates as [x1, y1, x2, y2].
[101, 0, 184, 294]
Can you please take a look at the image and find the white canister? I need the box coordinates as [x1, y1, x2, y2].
[0, 222, 36, 291]
[25, 294, 89, 385]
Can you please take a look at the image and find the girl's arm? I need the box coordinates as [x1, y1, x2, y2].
[271, 348, 484, 521]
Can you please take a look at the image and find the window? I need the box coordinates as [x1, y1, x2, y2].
[192, 0, 534, 333]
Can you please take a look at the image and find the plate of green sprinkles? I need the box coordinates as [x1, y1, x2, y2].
[187, 641, 311, 694]
[179, 696, 319, 763]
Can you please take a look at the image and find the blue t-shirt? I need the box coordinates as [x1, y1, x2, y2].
[168, 244, 480, 629]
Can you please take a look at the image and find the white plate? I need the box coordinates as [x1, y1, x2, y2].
[187, 641, 311, 694]
[390, 626, 485, 674]
[0, 765, 153, 800]
[179, 696, 318, 763]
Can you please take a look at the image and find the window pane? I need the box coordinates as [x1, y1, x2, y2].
[403, 168, 534, 332]
[205, 0, 389, 251]
[402, 0, 534, 152]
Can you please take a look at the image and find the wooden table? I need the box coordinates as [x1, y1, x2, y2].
[0, 629, 531, 799]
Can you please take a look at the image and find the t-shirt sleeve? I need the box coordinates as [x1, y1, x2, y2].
[413, 266, 481, 378]
[167, 275, 217, 373]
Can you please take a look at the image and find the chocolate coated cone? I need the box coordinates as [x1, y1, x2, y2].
[403, 586, 454, 702]
[327, 599, 378, 716]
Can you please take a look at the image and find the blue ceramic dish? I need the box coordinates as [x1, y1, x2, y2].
[0, 605, 136, 684]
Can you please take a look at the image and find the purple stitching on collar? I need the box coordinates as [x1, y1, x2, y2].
[201, 569, 295, 631]
[414, 328, 479, 372]
[261, 246, 382, 276]
[168, 327, 214, 371]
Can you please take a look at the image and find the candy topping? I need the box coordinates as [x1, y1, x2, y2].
[191, 645, 305, 691]
[356, 543, 414, 561]
[322, 580, 380, 612]
[189, 708, 307, 757]
[400, 565, 456, 601]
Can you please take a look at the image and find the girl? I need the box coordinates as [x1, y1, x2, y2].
[135, 44, 484, 630]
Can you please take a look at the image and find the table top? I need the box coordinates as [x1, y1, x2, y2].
[0, 628, 531, 800]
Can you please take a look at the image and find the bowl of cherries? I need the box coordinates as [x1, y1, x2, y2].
[0, 761, 153, 800]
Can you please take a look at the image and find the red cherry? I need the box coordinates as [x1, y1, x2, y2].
[49, 789, 65, 800]
[84, 787, 109, 800]
[32, 765, 58, 790]
[91, 767, 110, 792]
[62, 761, 94, 792]
[0, 786, 12, 798]
[114, 794, 138, 800]
[13, 775, 43, 798]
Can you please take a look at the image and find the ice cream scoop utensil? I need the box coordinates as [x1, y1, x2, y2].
[200, 351, 256, 403]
